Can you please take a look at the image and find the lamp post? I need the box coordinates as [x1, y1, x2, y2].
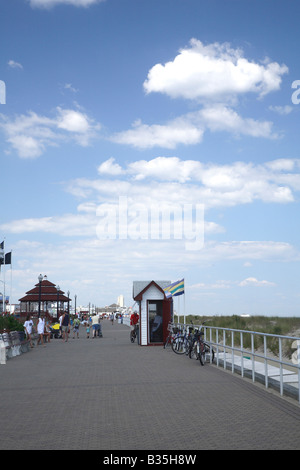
[67, 290, 70, 315]
[56, 285, 60, 320]
[74, 294, 77, 317]
[38, 274, 43, 318]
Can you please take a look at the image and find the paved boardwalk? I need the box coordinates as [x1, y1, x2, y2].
[1, 320, 300, 451]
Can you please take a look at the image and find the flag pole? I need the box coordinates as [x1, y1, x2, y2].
[184, 278, 186, 325]
[3, 252, 6, 315]
[0, 247, 2, 314]
[3, 238, 5, 314]
[9, 250, 12, 314]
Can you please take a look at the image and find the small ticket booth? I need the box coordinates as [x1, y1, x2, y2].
[133, 280, 173, 346]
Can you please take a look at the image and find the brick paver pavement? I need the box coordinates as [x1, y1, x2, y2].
[1, 320, 300, 450]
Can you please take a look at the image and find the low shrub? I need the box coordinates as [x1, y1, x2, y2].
[0, 315, 24, 332]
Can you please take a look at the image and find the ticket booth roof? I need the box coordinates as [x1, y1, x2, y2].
[133, 280, 171, 301]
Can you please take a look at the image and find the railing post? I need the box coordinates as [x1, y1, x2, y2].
[240, 331, 244, 377]
[297, 340, 300, 404]
[264, 335, 268, 389]
[251, 333, 255, 383]
[193, 322, 300, 403]
[279, 337, 283, 396]
[216, 329, 219, 367]
[223, 329, 226, 370]
[231, 331, 234, 373]
[209, 327, 213, 363]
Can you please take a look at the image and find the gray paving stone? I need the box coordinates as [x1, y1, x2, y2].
[0, 320, 300, 450]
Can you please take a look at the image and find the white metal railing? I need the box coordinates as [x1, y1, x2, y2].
[177, 323, 300, 403]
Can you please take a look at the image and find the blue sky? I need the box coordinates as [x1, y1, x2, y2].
[1, 0, 300, 316]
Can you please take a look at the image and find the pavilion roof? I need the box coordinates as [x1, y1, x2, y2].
[19, 293, 70, 302]
[19, 276, 71, 303]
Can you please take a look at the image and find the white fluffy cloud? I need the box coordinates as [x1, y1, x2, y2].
[98, 157, 124, 176]
[4, 155, 300, 306]
[3, 156, 299, 253]
[190, 277, 276, 290]
[111, 105, 278, 149]
[111, 40, 287, 150]
[111, 117, 204, 149]
[239, 277, 276, 287]
[7, 237, 288, 310]
[0, 107, 101, 158]
[269, 105, 293, 115]
[198, 105, 276, 138]
[8, 60, 23, 70]
[2, 39, 286, 155]
[29, 0, 104, 8]
[144, 39, 288, 101]
[92, 156, 300, 206]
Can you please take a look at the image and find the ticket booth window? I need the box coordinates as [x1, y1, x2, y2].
[148, 300, 163, 344]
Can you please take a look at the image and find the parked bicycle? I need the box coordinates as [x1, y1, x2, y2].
[189, 322, 215, 365]
[188, 327, 200, 359]
[163, 323, 177, 349]
[169, 320, 215, 365]
[171, 324, 194, 355]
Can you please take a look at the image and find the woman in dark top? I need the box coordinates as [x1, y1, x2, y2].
[61, 311, 70, 342]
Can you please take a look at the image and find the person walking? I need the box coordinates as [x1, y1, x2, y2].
[61, 311, 70, 342]
[73, 317, 80, 339]
[37, 315, 46, 346]
[24, 314, 34, 348]
[130, 311, 139, 345]
[92, 314, 100, 338]
[59, 312, 63, 338]
[44, 320, 51, 343]
[98, 314, 103, 337]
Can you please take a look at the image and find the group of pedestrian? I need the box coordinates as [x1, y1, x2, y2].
[58, 312, 103, 339]
[23, 311, 104, 345]
[24, 314, 51, 347]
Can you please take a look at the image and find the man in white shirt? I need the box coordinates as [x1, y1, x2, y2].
[24, 315, 34, 348]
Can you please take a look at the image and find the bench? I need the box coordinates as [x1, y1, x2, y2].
[0, 333, 10, 364]
[0, 330, 32, 364]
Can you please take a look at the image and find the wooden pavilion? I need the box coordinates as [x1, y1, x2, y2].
[19, 275, 71, 321]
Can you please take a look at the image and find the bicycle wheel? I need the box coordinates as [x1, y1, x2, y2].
[198, 341, 206, 366]
[185, 337, 192, 355]
[172, 335, 186, 354]
[188, 341, 197, 359]
[204, 343, 215, 363]
[163, 335, 172, 349]
[130, 331, 135, 343]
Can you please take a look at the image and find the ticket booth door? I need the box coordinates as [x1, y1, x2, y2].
[148, 300, 163, 344]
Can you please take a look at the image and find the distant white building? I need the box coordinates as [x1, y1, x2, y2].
[117, 295, 124, 308]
